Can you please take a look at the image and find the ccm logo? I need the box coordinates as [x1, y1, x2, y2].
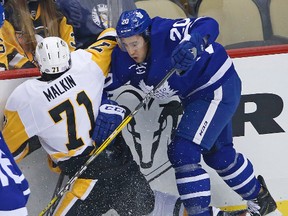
[199, 121, 209, 137]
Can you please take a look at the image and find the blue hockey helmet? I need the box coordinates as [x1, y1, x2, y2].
[116, 8, 151, 38]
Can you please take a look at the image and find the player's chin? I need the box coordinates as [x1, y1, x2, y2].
[134, 57, 144, 63]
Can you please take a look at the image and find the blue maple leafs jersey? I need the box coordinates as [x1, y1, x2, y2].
[0, 132, 30, 215]
[106, 16, 237, 104]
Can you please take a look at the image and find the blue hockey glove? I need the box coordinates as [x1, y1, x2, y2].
[92, 99, 126, 146]
[171, 32, 205, 75]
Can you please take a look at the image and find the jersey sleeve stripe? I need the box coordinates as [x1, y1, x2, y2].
[23, 188, 31, 196]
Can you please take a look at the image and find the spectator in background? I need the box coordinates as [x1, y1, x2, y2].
[56, 0, 136, 49]
[0, 0, 75, 71]
[0, 5, 30, 215]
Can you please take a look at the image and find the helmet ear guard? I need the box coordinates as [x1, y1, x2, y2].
[35, 37, 71, 75]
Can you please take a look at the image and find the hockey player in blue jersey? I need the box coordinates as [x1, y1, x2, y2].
[0, 132, 30, 216]
[105, 8, 279, 216]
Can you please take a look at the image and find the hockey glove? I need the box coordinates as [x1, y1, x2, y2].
[92, 99, 126, 146]
[171, 32, 205, 75]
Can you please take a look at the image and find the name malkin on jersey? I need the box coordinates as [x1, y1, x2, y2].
[43, 75, 76, 102]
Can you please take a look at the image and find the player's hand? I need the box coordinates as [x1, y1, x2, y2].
[92, 99, 126, 146]
[171, 32, 205, 75]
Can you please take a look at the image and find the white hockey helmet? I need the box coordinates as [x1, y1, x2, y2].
[35, 36, 71, 74]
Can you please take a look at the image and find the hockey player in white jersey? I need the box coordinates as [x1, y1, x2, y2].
[1, 31, 158, 215]
[2, 31, 116, 164]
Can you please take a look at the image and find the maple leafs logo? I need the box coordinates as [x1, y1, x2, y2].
[138, 80, 178, 100]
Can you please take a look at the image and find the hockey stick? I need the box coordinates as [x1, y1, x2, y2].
[46, 172, 65, 216]
[38, 67, 180, 216]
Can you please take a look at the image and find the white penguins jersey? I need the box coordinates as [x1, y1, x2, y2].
[2, 28, 117, 164]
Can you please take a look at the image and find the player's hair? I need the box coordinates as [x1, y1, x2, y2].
[5, 0, 64, 53]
